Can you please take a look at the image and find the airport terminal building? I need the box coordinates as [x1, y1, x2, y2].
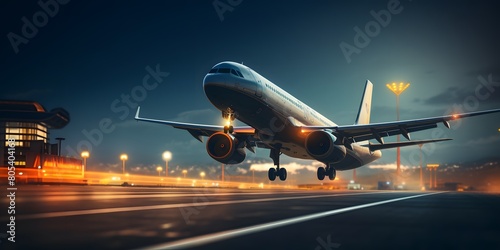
[0, 100, 81, 182]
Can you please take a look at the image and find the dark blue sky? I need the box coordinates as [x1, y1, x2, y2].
[2, 0, 499, 181]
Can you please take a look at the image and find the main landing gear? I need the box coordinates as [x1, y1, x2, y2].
[222, 108, 235, 134]
[268, 144, 287, 181]
[317, 165, 336, 180]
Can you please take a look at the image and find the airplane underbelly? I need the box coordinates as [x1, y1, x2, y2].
[280, 143, 313, 160]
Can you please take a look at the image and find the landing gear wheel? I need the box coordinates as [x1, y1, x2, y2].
[268, 168, 277, 181]
[327, 167, 336, 180]
[278, 168, 287, 181]
[223, 125, 234, 134]
[317, 167, 326, 180]
[222, 108, 235, 134]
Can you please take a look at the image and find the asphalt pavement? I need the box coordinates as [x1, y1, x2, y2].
[1, 185, 499, 250]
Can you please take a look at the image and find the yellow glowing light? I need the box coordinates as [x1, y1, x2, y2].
[156, 166, 163, 172]
[162, 151, 172, 161]
[427, 164, 439, 170]
[200, 171, 206, 179]
[81, 151, 90, 158]
[120, 154, 128, 161]
[386, 82, 410, 96]
[452, 114, 459, 119]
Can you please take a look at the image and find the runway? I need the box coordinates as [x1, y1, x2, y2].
[1, 186, 500, 249]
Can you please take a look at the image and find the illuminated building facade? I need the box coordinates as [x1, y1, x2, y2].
[0, 100, 70, 168]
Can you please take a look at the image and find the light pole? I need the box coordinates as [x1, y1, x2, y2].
[200, 171, 206, 180]
[427, 164, 439, 189]
[182, 169, 187, 178]
[81, 151, 89, 178]
[252, 168, 255, 183]
[156, 166, 163, 186]
[386, 82, 410, 183]
[162, 151, 172, 177]
[120, 154, 128, 175]
[418, 144, 423, 189]
[221, 163, 225, 182]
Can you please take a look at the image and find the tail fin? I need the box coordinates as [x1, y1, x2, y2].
[355, 80, 373, 125]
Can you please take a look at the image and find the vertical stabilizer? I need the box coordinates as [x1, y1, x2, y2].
[355, 80, 373, 125]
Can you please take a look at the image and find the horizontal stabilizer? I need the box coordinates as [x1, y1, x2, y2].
[366, 138, 452, 151]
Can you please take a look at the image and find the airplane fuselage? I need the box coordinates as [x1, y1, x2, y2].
[203, 61, 381, 170]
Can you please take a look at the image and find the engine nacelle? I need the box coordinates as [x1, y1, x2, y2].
[305, 131, 347, 163]
[206, 132, 246, 164]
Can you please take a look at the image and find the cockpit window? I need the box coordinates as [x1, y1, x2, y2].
[209, 67, 244, 78]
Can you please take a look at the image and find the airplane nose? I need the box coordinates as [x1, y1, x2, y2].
[203, 74, 227, 88]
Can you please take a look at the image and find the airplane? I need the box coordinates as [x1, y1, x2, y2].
[135, 61, 500, 181]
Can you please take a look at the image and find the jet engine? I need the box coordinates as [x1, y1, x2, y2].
[305, 131, 346, 163]
[206, 132, 246, 164]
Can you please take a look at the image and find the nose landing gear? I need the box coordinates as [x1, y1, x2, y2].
[222, 108, 235, 134]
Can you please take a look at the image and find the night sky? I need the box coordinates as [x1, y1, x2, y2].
[2, 0, 499, 182]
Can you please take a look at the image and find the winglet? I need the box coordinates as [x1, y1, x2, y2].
[355, 80, 373, 125]
[135, 106, 141, 120]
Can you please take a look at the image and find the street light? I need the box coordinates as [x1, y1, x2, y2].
[81, 151, 89, 177]
[182, 169, 188, 178]
[418, 144, 423, 189]
[120, 154, 128, 175]
[221, 163, 225, 182]
[156, 166, 163, 177]
[252, 168, 255, 183]
[162, 151, 172, 177]
[386, 82, 410, 183]
[200, 171, 206, 180]
[427, 164, 439, 189]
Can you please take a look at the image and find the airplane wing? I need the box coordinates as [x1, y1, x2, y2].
[366, 138, 452, 151]
[300, 109, 500, 144]
[134, 107, 255, 142]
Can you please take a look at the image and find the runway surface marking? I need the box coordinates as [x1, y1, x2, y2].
[20, 191, 389, 220]
[142, 192, 446, 250]
[24, 190, 302, 196]
[18, 191, 311, 202]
